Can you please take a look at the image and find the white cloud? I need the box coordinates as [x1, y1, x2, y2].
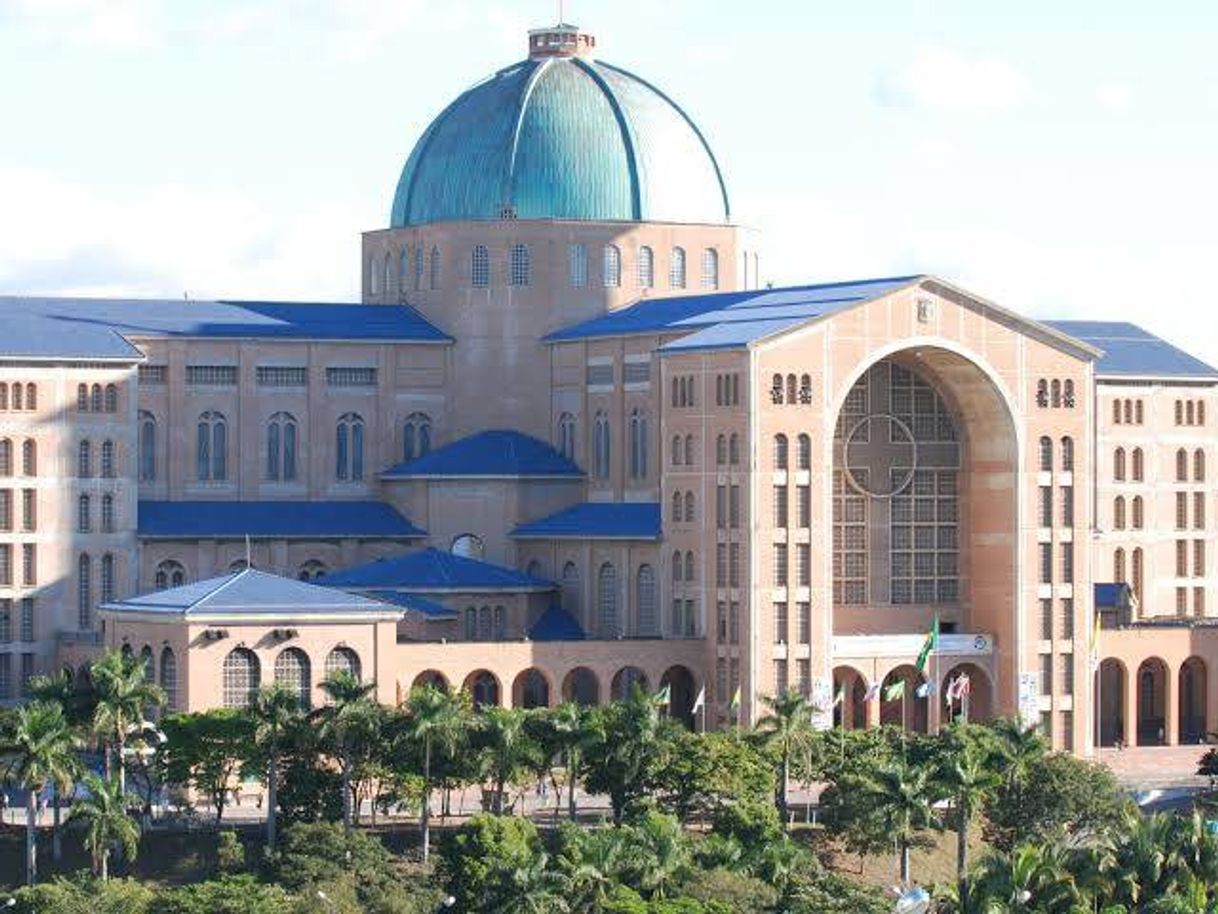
[1096, 82, 1136, 114]
[876, 47, 1030, 113]
[0, 0, 161, 50]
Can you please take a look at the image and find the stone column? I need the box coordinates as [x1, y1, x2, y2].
[1165, 662, 1179, 746]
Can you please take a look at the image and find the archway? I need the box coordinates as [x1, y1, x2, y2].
[832, 666, 868, 729]
[1096, 659, 1127, 747]
[1179, 657, 1207, 744]
[660, 665, 697, 729]
[940, 663, 993, 724]
[412, 670, 449, 692]
[611, 666, 648, 701]
[512, 668, 551, 709]
[561, 667, 600, 706]
[1136, 657, 1168, 746]
[879, 665, 927, 733]
[463, 670, 501, 710]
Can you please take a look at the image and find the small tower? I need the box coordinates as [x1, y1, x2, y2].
[527, 23, 596, 59]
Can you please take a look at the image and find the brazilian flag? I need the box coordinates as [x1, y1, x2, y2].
[915, 616, 940, 673]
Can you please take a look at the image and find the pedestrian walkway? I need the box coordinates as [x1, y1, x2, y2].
[1099, 744, 1210, 788]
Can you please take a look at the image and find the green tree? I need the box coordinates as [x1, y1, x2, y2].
[444, 813, 548, 911]
[401, 684, 464, 862]
[69, 772, 140, 880]
[316, 670, 377, 828]
[160, 709, 253, 825]
[583, 688, 672, 824]
[652, 729, 774, 823]
[620, 811, 692, 901]
[547, 702, 592, 821]
[754, 689, 816, 827]
[9, 875, 155, 914]
[556, 823, 632, 913]
[936, 727, 1001, 906]
[476, 706, 539, 815]
[89, 649, 164, 794]
[1, 700, 81, 885]
[855, 759, 938, 885]
[25, 670, 92, 864]
[154, 874, 295, 914]
[250, 683, 303, 854]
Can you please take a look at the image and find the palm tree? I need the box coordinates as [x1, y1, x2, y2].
[969, 841, 1084, 913]
[250, 683, 302, 854]
[90, 649, 164, 795]
[859, 759, 937, 885]
[403, 684, 462, 863]
[316, 670, 377, 828]
[549, 702, 590, 821]
[1, 700, 80, 885]
[990, 718, 1046, 789]
[755, 689, 815, 826]
[27, 670, 88, 864]
[477, 707, 537, 816]
[558, 825, 629, 913]
[69, 772, 140, 880]
[939, 733, 1002, 906]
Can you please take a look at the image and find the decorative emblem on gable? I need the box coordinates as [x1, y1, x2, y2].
[916, 298, 936, 324]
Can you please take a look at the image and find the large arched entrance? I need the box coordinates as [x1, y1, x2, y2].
[832, 666, 868, 729]
[660, 665, 697, 729]
[1136, 657, 1168, 746]
[412, 670, 449, 691]
[880, 665, 928, 733]
[561, 667, 600, 706]
[941, 662, 992, 724]
[512, 668, 551, 709]
[611, 666, 648, 701]
[1180, 657, 1208, 744]
[1096, 659, 1127, 747]
[463, 670, 501, 710]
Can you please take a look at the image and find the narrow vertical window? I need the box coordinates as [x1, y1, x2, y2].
[603, 245, 621, 287]
[669, 247, 686, 288]
[510, 244, 530, 287]
[637, 246, 654, 288]
[700, 248, 719, 289]
[471, 245, 490, 287]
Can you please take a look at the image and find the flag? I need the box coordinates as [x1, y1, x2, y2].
[915, 616, 940, 673]
[1090, 611, 1102, 672]
[883, 680, 905, 702]
[863, 682, 881, 702]
[915, 681, 934, 699]
[832, 686, 845, 708]
[656, 685, 672, 707]
[691, 687, 705, 714]
[956, 674, 971, 699]
[729, 686, 741, 712]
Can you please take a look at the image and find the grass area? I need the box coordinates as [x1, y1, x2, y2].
[794, 822, 985, 891]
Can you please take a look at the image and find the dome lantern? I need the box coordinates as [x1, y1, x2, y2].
[527, 23, 596, 59]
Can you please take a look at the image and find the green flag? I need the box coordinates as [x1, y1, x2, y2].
[656, 685, 672, 707]
[915, 615, 940, 672]
[883, 680, 905, 702]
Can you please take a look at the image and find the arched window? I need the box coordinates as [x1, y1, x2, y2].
[223, 648, 260, 709]
[78, 440, 92, 478]
[684, 434, 694, 465]
[1199, 401, 1207, 425]
[509, 244, 530, 287]
[729, 433, 740, 466]
[1063, 380, 1074, 407]
[101, 440, 115, 479]
[1114, 448, 1126, 482]
[774, 434, 788, 470]
[568, 243, 588, 287]
[683, 491, 695, 522]
[1132, 496, 1144, 529]
[1188, 401, 1196, 425]
[1195, 449, 1206, 482]
[593, 412, 610, 479]
[700, 248, 719, 289]
[629, 409, 648, 479]
[100, 553, 115, 602]
[10, 385, 20, 411]
[196, 411, 227, 481]
[561, 562, 580, 618]
[671, 491, 683, 523]
[403, 412, 433, 462]
[799, 374, 812, 404]
[138, 412, 156, 482]
[77, 553, 91, 629]
[298, 560, 328, 581]
[1123, 399, 1132, 424]
[637, 246, 654, 288]
[1176, 400, 1184, 425]
[266, 412, 298, 481]
[324, 647, 361, 682]
[1136, 400, 1144, 424]
[76, 384, 88, 412]
[451, 533, 484, 559]
[493, 606, 506, 639]
[636, 565, 657, 635]
[0, 438, 8, 477]
[90, 384, 102, 412]
[160, 647, 177, 711]
[414, 245, 424, 290]
[1112, 400, 1121, 424]
[399, 247, 410, 288]
[1050, 380, 1061, 408]
[22, 383, 34, 410]
[671, 434, 683, 467]
[336, 413, 364, 481]
[559, 413, 577, 461]
[716, 434, 727, 466]
[786, 374, 797, 405]
[797, 434, 811, 470]
[369, 254, 381, 295]
[21, 439, 34, 477]
[476, 606, 492, 641]
[1132, 448, 1144, 482]
[77, 495, 90, 533]
[1039, 436, 1053, 472]
[464, 607, 476, 640]
[1114, 496, 1126, 530]
[669, 247, 686, 288]
[429, 246, 441, 290]
[1114, 548, 1126, 583]
[0, 383, 8, 410]
[1036, 379, 1048, 407]
[275, 647, 311, 709]
[684, 551, 694, 582]
[155, 560, 186, 590]
[1132, 548, 1144, 601]
[603, 245, 621, 287]
[597, 563, 619, 637]
[103, 384, 117, 413]
[672, 550, 683, 583]
[471, 245, 490, 287]
[101, 494, 114, 533]
[1177, 448, 1189, 482]
[1061, 436, 1074, 472]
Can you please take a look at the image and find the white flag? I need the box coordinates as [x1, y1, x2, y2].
[863, 682, 881, 702]
[691, 687, 705, 714]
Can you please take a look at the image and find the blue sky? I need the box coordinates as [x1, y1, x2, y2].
[1, 0, 1216, 364]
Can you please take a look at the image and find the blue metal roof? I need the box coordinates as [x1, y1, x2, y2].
[529, 605, 585, 641]
[0, 297, 450, 360]
[1095, 582, 1134, 610]
[1044, 321, 1218, 379]
[511, 502, 662, 540]
[382, 429, 582, 479]
[138, 501, 425, 540]
[545, 276, 921, 347]
[391, 56, 728, 227]
[318, 547, 554, 592]
[364, 590, 458, 619]
[104, 568, 400, 618]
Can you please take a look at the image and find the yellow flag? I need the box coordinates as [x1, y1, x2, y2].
[729, 686, 741, 712]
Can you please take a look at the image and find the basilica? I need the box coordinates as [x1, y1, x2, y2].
[1, 23, 1215, 758]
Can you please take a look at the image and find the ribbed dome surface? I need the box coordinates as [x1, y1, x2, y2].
[389, 57, 730, 227]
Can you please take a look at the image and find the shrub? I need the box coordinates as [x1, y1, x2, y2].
[10, 876, 155, 914]
[152, 874, 295, 914]
[443, 814, 544, 911]
[216, 829, 245, 872]
[678, 867, 779, 913]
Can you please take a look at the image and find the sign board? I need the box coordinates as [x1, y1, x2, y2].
[811, 677, 833, 730]
[1017, 672, 1040, 725]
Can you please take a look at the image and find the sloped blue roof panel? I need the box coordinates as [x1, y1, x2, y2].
[512, 502, 661, 540]
[1043, 321, 1218, 379]
[138, 501, 425, 539]
[659, 317, 809, 352]
[529, 605, 585, 641]
[545, 276, 920, 344]
[318, 548, 554, 592]
[0, 297, 450, 360]
[382, 429, 582, 478]
[364, 590, 458, 619]
[1095, 582, 1133, 610]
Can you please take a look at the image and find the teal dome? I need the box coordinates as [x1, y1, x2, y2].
[390, 55, 730, 227]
